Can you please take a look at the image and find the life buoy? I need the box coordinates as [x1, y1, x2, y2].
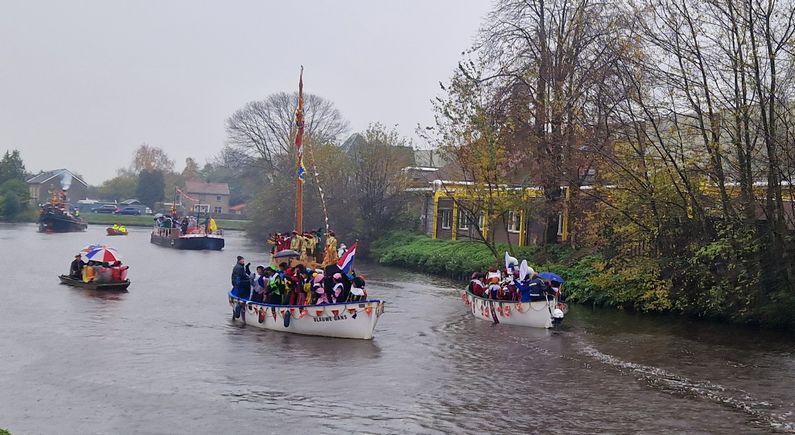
[516, 302, 525, 313]
[504, 305, 511, 317]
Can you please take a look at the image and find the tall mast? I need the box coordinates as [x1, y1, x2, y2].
[295, 66, 306, 234]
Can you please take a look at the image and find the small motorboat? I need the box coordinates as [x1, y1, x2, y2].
[228, 291, 384, 339]
[462, 290, 565, 329]
[59, 275, 130, 291]
[106, 226, 128, 236]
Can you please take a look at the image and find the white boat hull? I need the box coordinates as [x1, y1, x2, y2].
[462, 290, 563, 329]
[228, 292, 385, 340]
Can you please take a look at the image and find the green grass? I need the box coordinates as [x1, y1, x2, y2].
[80, 213, 249, 230]
[1, 428, 11, 435]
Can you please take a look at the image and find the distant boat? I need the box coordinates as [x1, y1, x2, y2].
[150, 229, 225, 250]
[36, 172, 87, 233]
[106, 226, 128, 236]
[37, 194, 87, 233]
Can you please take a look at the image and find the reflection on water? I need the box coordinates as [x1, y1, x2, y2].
[0, 223, 793, 434]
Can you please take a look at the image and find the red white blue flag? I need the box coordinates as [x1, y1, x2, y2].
[337, 242, 357, 275]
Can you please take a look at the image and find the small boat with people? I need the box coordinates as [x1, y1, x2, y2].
[106, 224, 128, 236]
[59, 245, 131, 291]
[462, 253, 566, 329]
[150, 209, 224, 250]
[227, 68, 386, 339]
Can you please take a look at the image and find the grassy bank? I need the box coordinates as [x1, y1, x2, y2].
[80, 214, 249, 231]
[370, 232, 671, 313]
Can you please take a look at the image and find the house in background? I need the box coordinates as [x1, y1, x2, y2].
[229, 203, 247, 217]
[26, 169, 88, 206]
[180, 180, 230, 215]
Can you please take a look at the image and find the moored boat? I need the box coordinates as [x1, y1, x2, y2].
[228, 291, 384, 339]
[462, 290, 565, 329]
[59, 274, 130, 291]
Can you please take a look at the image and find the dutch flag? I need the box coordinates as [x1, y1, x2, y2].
[337, 242, 357, 275]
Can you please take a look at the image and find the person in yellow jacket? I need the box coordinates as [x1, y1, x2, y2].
[290, 230, 303, 252]
[323, 231, 338, 264]
[208, 217, 218, 234]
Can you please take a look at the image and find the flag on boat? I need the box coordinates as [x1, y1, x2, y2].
[297, 157, 306, 182]
[337, 242, 357, 275]
[295, 66, 306, 183]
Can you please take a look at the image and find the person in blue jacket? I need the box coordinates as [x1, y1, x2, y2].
[231, 256, 251, 299]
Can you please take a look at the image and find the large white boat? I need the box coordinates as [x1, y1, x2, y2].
[226, 68, 386, 340]
[462, 290, 565, 329]
[228, 291, 385, 339]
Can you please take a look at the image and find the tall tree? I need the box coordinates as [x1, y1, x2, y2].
[131, 144, 175, 174]
[349, 124, 415, 244]
[136, 170, 165, 208]
[0, 150, 26, 185]
[182, 157, 201, 180]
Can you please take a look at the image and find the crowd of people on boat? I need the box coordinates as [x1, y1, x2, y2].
[231, 256, 366, 306]
[154, 214, 218, 236]
[69, 254, 128, 283]
[467, 257, 563, 303]
[268, 229, 345, 264]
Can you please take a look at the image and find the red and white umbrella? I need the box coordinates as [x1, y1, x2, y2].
[82, 246, 121, 263]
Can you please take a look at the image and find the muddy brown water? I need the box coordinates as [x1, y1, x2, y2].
[0, 223, 793, 434]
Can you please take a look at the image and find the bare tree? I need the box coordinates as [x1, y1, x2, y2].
[226, 92, 349, 171]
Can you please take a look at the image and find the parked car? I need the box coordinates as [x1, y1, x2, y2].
[92, 204, 118, 214]
[115, 207, 142, 215]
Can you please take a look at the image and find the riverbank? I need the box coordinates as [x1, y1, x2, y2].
[369, 232, 754, 324]
[80, 214, 249, 230]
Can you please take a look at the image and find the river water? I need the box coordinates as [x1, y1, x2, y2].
[0, 223, 793, 434]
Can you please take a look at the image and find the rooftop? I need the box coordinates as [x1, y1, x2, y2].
[26, 169, 88, 187]
[184, 180, 230, 195]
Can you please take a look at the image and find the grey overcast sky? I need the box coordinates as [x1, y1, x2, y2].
[0, 1, 490, 185]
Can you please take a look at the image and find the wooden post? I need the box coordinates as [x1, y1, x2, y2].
[296, 178, 303, 234]
[451, 200, 458, 241]
[561, 186, 569, 242]
[431, 191, 441, 239]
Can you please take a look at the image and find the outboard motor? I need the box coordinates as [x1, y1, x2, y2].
[551, 307, 565, 328]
